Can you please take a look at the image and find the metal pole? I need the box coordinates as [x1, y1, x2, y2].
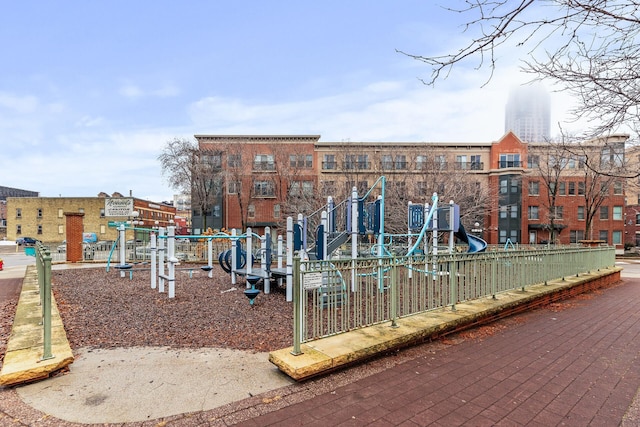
[150, 232, 157, 289]
[286, 217, 294, 302]
[42, 248, 53, 360]
[291, 256, 303, 355]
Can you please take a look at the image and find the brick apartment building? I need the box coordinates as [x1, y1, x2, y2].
[193, 132, 629, 250]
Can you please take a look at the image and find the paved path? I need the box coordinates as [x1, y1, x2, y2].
[235, 263, 640, 426]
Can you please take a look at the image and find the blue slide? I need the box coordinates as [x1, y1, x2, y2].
[454, 223, 487, 253]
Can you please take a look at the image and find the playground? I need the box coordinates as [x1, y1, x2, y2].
[51, 266, 293, 353]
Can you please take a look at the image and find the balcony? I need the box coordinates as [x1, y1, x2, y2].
[343, 161, 371, 170]
[499, 161, 522, 168]
[322, 161, 337, 170]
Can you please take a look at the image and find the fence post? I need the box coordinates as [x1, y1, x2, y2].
[291, 256, 303, 356]
[390, 256, 398, 327]
[41, 245, 53, 360]
[449, 256, 457, 311]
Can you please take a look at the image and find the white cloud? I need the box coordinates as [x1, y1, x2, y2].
[0, 92, 39, 114]
[119, 84, 144, 99]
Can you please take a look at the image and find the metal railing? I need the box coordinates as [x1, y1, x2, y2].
[35, 242, 54, 360]
[292, 245, 615, 352]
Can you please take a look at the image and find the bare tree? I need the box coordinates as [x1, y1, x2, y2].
[527, 141, 570, 243]
[400, 1, 640, 142]
[158, 137, 221, 232]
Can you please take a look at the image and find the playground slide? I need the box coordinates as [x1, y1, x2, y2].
[454, 223, 488, 253]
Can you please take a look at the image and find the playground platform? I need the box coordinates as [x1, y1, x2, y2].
[269, 266, 621, 381]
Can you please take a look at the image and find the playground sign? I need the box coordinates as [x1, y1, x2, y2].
[303, 272, 323, 290]
[105, 198, 134, 217]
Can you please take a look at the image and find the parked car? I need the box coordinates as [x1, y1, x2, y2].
[16, 237, 39, 246]
[57, 241, 93, 253]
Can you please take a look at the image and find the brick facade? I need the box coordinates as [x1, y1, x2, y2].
[194, 132, 628, 251]
[5, 196, 176, 244]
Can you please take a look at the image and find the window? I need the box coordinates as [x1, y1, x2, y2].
[381, 155, 393, 170]
[58, 225, 64, 234]
[567, 157, 576, 169]
[637, 213, 640, 225]
[100, 208, 105, 218]
[321, 181, 336, 196]
[600, 206, 609, 220]
[78, 208, 84, 214]
[511, 178, 519, 193]
[528, 181, 539, 196]
[434, 155, 447, 170]
[100, 225, 106, 234]
[16, 208, 21, 218]
[570, 230, 585, 243]
[470, 155, 482, 170]
[289, 181, 313, 197]
[601, 145, 624, 167]
[577, 206, 585, 220]
[527, 154, 539, 168]
[16, 225, 21, 234]
[613, 181, 623, 195]
[289, 154, 312, 168]
[323, 154, 336, 170]
[395, 155, 407, 170]
[228, 154, 241, 168]
[344, 155, 357, 170]
[391, 181, 407, 198]
[578, 182, 585, 196]
[37, 208, 43, 218]
[228, 181, 241, 194]
[510, 205, 518, 218]
[274, 204, 280, 219]
[613, 206, 623, 220]
[213, 205, 221, 217]
[500, 179, 508, 194]
[499, 154, 521, 168]
[613, 231, 622, 245]
[500, 206, 507, 218]
[37, 225, 42, 235]
[248, 204, 255, 218]
[357, 154, 370, 169]
[456, 155, 467, 170]
[554, 206, 564, 220]
[58, 208, 63, 218]
[558, 182, 566, 195]
[599, 230, 608, 242]
[254, 154, 275, 171]
[416, 181, 428, 197]
[416, 155, 427, 170]
[568, 182, 576, 195]
[528, 206, 539, 220]
[578, 155, 586, 169]
[253, 180, 275, 197]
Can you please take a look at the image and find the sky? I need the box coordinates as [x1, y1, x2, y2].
[1, 1, 581, 203]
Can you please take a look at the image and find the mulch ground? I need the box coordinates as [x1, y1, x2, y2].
[0, 264, 293, 370]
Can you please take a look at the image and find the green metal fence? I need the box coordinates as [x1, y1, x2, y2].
[292, 245, 615, 352]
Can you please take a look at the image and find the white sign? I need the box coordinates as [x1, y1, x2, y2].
[303, 272, 323, 290]
[105, 198, 134, 217]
